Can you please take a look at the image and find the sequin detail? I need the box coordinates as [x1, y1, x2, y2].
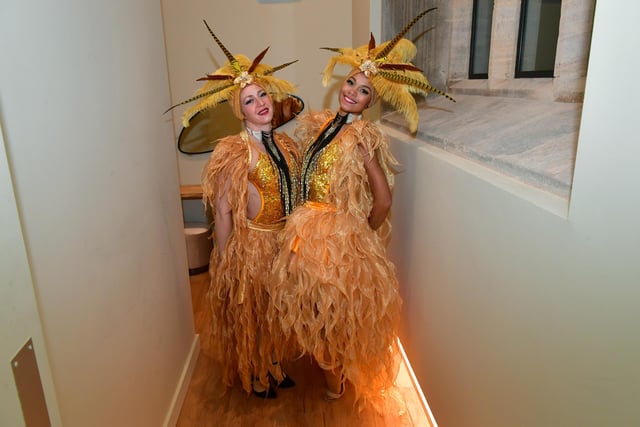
[303, 140, 341, 203]
[248, 152, 285, 224]
[301, 113, 349, 203]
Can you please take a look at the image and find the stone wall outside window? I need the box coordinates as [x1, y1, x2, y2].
[382, 0, 595, 102]
[379, 0, 596, 200]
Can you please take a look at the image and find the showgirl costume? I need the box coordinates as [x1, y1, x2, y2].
[165, 20, 299, 395]
[270, 110, 401, 403]
[202, 129, 299, 394]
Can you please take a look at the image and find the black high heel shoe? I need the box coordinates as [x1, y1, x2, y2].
[269, 371, 295, 389]
[252, 378, 277, 399]
[269, 361, 295, 389]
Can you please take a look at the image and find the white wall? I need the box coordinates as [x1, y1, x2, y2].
[161, 0, 353, 184]
[0, 1, 196, 426]
[387, 2, 640, 426]
[1, 127, 63, 426]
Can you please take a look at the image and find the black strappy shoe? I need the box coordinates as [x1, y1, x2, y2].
[269, 361, 296, 389]
[252, 377, 277, 399]
[269, 371, 295, 389]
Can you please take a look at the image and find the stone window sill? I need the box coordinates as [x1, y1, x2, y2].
[379, 92, 582, 200]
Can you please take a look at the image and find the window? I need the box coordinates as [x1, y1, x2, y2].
[469, 0, 494, 79]
[515, 0, 562, 77]
[380, 0, 595, 203]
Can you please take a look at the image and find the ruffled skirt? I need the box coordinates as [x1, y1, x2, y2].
[207, 226, 280, 394]
[269, 203, 402, 402]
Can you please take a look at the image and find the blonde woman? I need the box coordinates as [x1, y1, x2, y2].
[168, 21, 299, 398]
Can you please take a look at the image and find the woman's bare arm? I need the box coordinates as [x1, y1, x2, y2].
[359, 145, 392, 230]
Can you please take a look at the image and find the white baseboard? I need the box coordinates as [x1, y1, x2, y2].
[397, 339, 439, 427]
[163, 334, 201, 427]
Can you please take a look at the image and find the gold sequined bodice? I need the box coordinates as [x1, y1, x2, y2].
[248, 152, 284, 224]
[302, 139, 341, 203]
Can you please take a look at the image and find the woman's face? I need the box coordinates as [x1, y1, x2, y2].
[240, 84, 274, 130]
[338, 72, 374, 115]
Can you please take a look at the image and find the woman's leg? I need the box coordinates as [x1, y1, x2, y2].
[322, 367, 345, 401]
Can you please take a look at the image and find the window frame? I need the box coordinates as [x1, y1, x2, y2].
[469, 0, 494, 79]
[514, 0, 562, 78]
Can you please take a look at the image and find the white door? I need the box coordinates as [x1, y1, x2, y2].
[0, 125, 62, 426]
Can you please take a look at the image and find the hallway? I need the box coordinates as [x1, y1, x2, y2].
[176, 272, 434, 426]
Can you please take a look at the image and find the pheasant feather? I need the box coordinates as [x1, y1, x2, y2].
[320, 47, 344, 54]
[261, 60, 298, 76]
[203, 20, 238, 70]
[378, 71, 455, 102]
[375, 8, 437, 60]
[164, 82, 236, 114]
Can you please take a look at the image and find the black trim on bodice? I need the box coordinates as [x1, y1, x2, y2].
[300, 113, 349, 202]
[262, 131, 295, 216]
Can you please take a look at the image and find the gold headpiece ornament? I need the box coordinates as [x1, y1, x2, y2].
[165, 20, 298, 127]
[320, 8, 454, 132]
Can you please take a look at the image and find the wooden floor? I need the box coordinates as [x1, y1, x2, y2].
[176, 271, 434, 427]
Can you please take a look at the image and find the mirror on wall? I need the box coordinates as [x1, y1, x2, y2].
[178, 94, 305, 155]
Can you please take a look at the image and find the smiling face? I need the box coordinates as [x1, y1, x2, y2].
[338, 72, 374, 115]
[240, 84, 274, 131]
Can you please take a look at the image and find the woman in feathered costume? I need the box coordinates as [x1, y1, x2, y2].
[269, 9, 453, 405]
[167, 20, 300, 398]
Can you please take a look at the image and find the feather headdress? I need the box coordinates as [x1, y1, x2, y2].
[165, 20, 298, 127]
[321, 8, 454, 132]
